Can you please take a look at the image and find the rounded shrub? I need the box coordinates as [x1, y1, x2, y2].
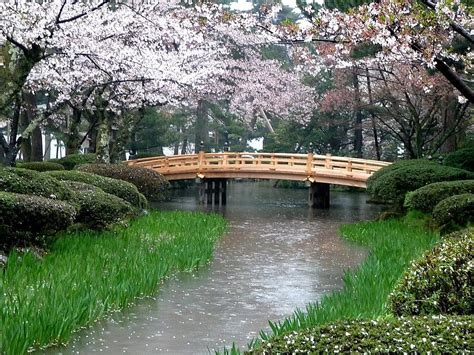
[433, 193, 474, 232]
[367, 163, 473, 206]
[44, 170, 147, 208]
[404, 180, 474, 212]
[77, 164, 170, 201]
[57, 153, 97, 170]
[367, 159, 437, 196]
[0, 167, 73, 200]
[249, 316, 473, 353]
[0, 192, 76, 248]
[63, 181, 134, 228]
[389, 229, 473, 316]
[444, 147, 474, 172]
[16, 161, 65, 172]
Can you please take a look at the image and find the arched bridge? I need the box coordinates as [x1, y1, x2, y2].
[126, 152, 390, 188]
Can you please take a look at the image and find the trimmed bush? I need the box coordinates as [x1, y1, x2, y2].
[16, 161, 65, 172]
[0, 192, 76, 248]
[44, 170, 147, 208]
[63, 181, 134, 228]
[390, 229, 473, 316]
[249, 316, 473, 353]
[77, 164, 169, 201]
[445, 147, 474, 172]
[367, 163, 473, 206]
[367, 159, 437, 195]
[433, 193, 474, 231]
[57, 153, 97, 170]
[405, 180, 474, 212]
[0, 167, 73, 200]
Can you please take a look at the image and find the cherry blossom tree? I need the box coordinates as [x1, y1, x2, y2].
[261, 0, 473, 103]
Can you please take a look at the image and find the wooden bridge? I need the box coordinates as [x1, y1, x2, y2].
[126, 152, 390, 207]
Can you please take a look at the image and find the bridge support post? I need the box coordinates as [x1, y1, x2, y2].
[199, 179, 227, 206]
[308, 182, 330, 208]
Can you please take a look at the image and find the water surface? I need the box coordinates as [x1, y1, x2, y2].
[53, 182, 383, 354]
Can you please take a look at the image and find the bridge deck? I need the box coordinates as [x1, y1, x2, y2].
[126, 152, 390, 188]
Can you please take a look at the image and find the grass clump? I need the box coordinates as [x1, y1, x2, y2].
[16, 161, 65, 172]
[0, 211, 226, 354]
[249, 215, 439, 347]
[248, 316, 473, 353]
[77, 163, 170, 201]
[45, 170, 147, 209]
[404, 180, 474, 212]
[390, 228, 473, 316]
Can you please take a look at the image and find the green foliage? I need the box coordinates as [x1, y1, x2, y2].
[0, 192, 76, 249]
[367, 161, 473, 206]
[444, 147, 474, 172]
[1, 211, 226, 354]
[0, 167, 73, 200]
[63, 181, 134, 229]
[404, 180, 474, 212]
[433, 193, 474, 232]
[57, 153, 97, 170]
[390, 229, 473, 316]
[44, 170, 147, 208]
[367, 159, 436, 194]
[251, 217, 438, 344]
[248, 316, 473, 353]
[77, 164, 170, 201]
[16, 161, 65, 172]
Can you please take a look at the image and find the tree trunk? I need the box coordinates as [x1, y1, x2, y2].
[96, 110, 111, 163]
[181, 136, 188, 155]
[31, 126, 43, 161]
[44, 132, 52, 160]
[65, 107, 82, 155]
[352, 71, 363, 158]
[196, 99, 210, 152]
[366, 69, 381, 160]
[19, 110, 32, 162]
[440, 95, 458, 154]
[23, 92, 43, 161]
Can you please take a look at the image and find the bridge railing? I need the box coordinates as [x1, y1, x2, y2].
[127, 152, 390, 179]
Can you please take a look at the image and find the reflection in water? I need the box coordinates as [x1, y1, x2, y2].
[50, 182, 382, 354]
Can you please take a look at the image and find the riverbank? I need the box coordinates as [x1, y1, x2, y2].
[244, 213, 441, 352]
[0, 211, 226, 354]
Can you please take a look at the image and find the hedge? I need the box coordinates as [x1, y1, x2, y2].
[248, 316, 473, 353]
[433, 193, 474, 231]
[64, 181, 134, 228]
[444, 147, 474, 172]
[57, 153, 97, 170]
[390, 228, 473, 316]
[16, 161, 65, 172]
[45, 170, 147, 209]
[367, 159, 437, 195]
[404, 180, 474, 212]
[77, 163, 170, 201]
[0, 192, 76, 248]
[0, 167, 73, 201]
[367, 163, 473, 206]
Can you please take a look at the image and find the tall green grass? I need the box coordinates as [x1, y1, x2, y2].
[0, 211, 226, 354]
[248, 214, 439, 350]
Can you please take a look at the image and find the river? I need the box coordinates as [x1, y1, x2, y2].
[52, 181, 383, 354]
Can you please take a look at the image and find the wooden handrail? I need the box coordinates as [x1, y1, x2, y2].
[126, 152, 391, 188]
